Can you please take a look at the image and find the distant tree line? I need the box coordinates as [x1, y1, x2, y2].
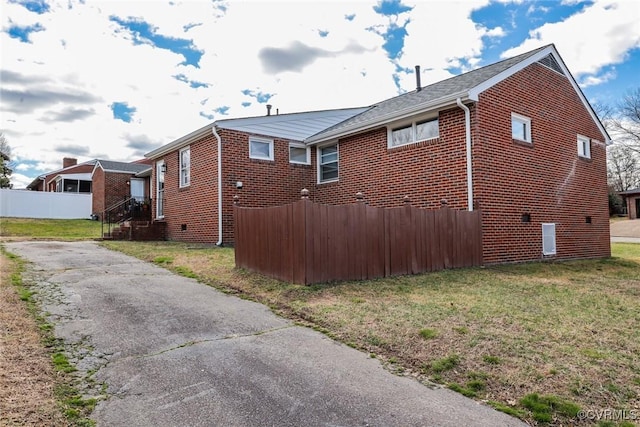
[0, 132, 12, 189]
[599, 88, 640, 215]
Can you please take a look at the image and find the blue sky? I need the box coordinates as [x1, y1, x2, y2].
[2, 0, 640, 188]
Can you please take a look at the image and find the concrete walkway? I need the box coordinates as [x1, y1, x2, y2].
[6, 241, 526, 427]
[611, 219, 640, 239]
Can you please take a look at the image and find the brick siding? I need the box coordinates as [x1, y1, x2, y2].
[151, 60, 610, 264]
[474, 62, 610, 263]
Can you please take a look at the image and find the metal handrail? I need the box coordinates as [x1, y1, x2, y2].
[102, 197, 151, 238]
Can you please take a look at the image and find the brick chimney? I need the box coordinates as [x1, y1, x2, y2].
[63, 157, 77, 168]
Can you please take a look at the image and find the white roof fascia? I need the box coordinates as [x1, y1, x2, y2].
[103, 169, 142, 174]
[91, 161, 102, 177]
[305, 93, 468, 145]
[135, 168, 152, 178]
[145, 123, 214, 159]
[467, 44, 611, 144]
[55, 173, 92, 181]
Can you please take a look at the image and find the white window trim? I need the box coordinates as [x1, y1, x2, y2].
[387, 116, 439, 148]
[289, 142, 310, 165]
[317, 143, 339, 184]
[249, 136, 274, 161]
[511, 113, 532, 143]
[179, 146, 190, 188]
[542, 223, 556, 256]
[156, 161, 165, 220]
[577, 134, 591, 159]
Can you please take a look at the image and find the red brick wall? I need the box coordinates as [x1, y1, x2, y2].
[473, 62, 610, 263]
[310, 107, 470, 211]
[219, 129, 314, 243]
[103, 172, 132, 210]
[92, 167, 105, 216]
[153, 133, 220, 243]
[151, 129, 314, 244]
[150, 61, 610, 264]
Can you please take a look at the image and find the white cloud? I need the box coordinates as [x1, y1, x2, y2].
[1, 0, 638, 190]
[501, 0, 640, 82]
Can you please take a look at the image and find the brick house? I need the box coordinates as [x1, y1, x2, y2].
[27, 157, 96, 192]
[619, 188, 640, 219]
[145, 44, 610, 264]
[27, 157, 152, 220]
[91, 159, 152, 219]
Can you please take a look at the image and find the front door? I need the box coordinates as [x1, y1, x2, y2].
[130, 178, 145, 202]
[156, 161, 165, 218]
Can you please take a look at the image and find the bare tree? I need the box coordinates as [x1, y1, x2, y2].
[607, 143, 640, 192]
[0, 132, 13, 189]
[607, 88, 640, 148]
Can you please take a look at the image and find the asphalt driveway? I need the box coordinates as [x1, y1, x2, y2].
[6, 241, 525, 427]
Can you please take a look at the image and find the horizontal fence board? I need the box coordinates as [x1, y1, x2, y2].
[234, 199, 482, 285]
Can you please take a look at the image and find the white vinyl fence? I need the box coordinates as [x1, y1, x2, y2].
[0, 189, 92, 219]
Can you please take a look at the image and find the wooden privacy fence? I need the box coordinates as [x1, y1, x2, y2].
[234, 192, 483, 285]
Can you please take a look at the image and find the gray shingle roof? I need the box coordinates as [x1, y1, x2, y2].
[306, 44, 551, 144]
[96, 160, 151, 174]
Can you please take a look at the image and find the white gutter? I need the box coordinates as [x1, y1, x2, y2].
[212, 126, 223, 246]
[456, 98, 473, 212]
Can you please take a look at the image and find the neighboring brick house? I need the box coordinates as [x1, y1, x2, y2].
[27, 157, 96, 192]
[619, 188, 640, 219]
[91, 159, 152, 219]
[145, 44, 610, 264]
[27, 157, 152, 220]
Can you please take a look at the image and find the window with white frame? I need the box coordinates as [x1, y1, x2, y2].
[542, 223, 556, 255]
[289, 143, 310, 164]
[249, 137, 274, 161]
[511, 113, 532, 143]
[577, 135, 591, 159]
[389, 117, 439, 148]
[318, 144, 338, 183]
[179, 146, 190, 187]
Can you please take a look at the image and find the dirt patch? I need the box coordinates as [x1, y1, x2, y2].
[0, 252, 68, 426]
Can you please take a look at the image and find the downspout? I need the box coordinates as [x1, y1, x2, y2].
[212, 126, 223, 246]
[456, 98, 473, 211]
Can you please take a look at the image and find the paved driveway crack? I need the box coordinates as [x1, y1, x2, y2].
[137, 324, 295, 359]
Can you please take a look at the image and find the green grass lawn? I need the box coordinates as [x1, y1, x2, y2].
[0, 217, 103, 240]
[2, 218, 639, 426]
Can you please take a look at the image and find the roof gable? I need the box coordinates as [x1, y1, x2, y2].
[306, 44, 609, 145]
